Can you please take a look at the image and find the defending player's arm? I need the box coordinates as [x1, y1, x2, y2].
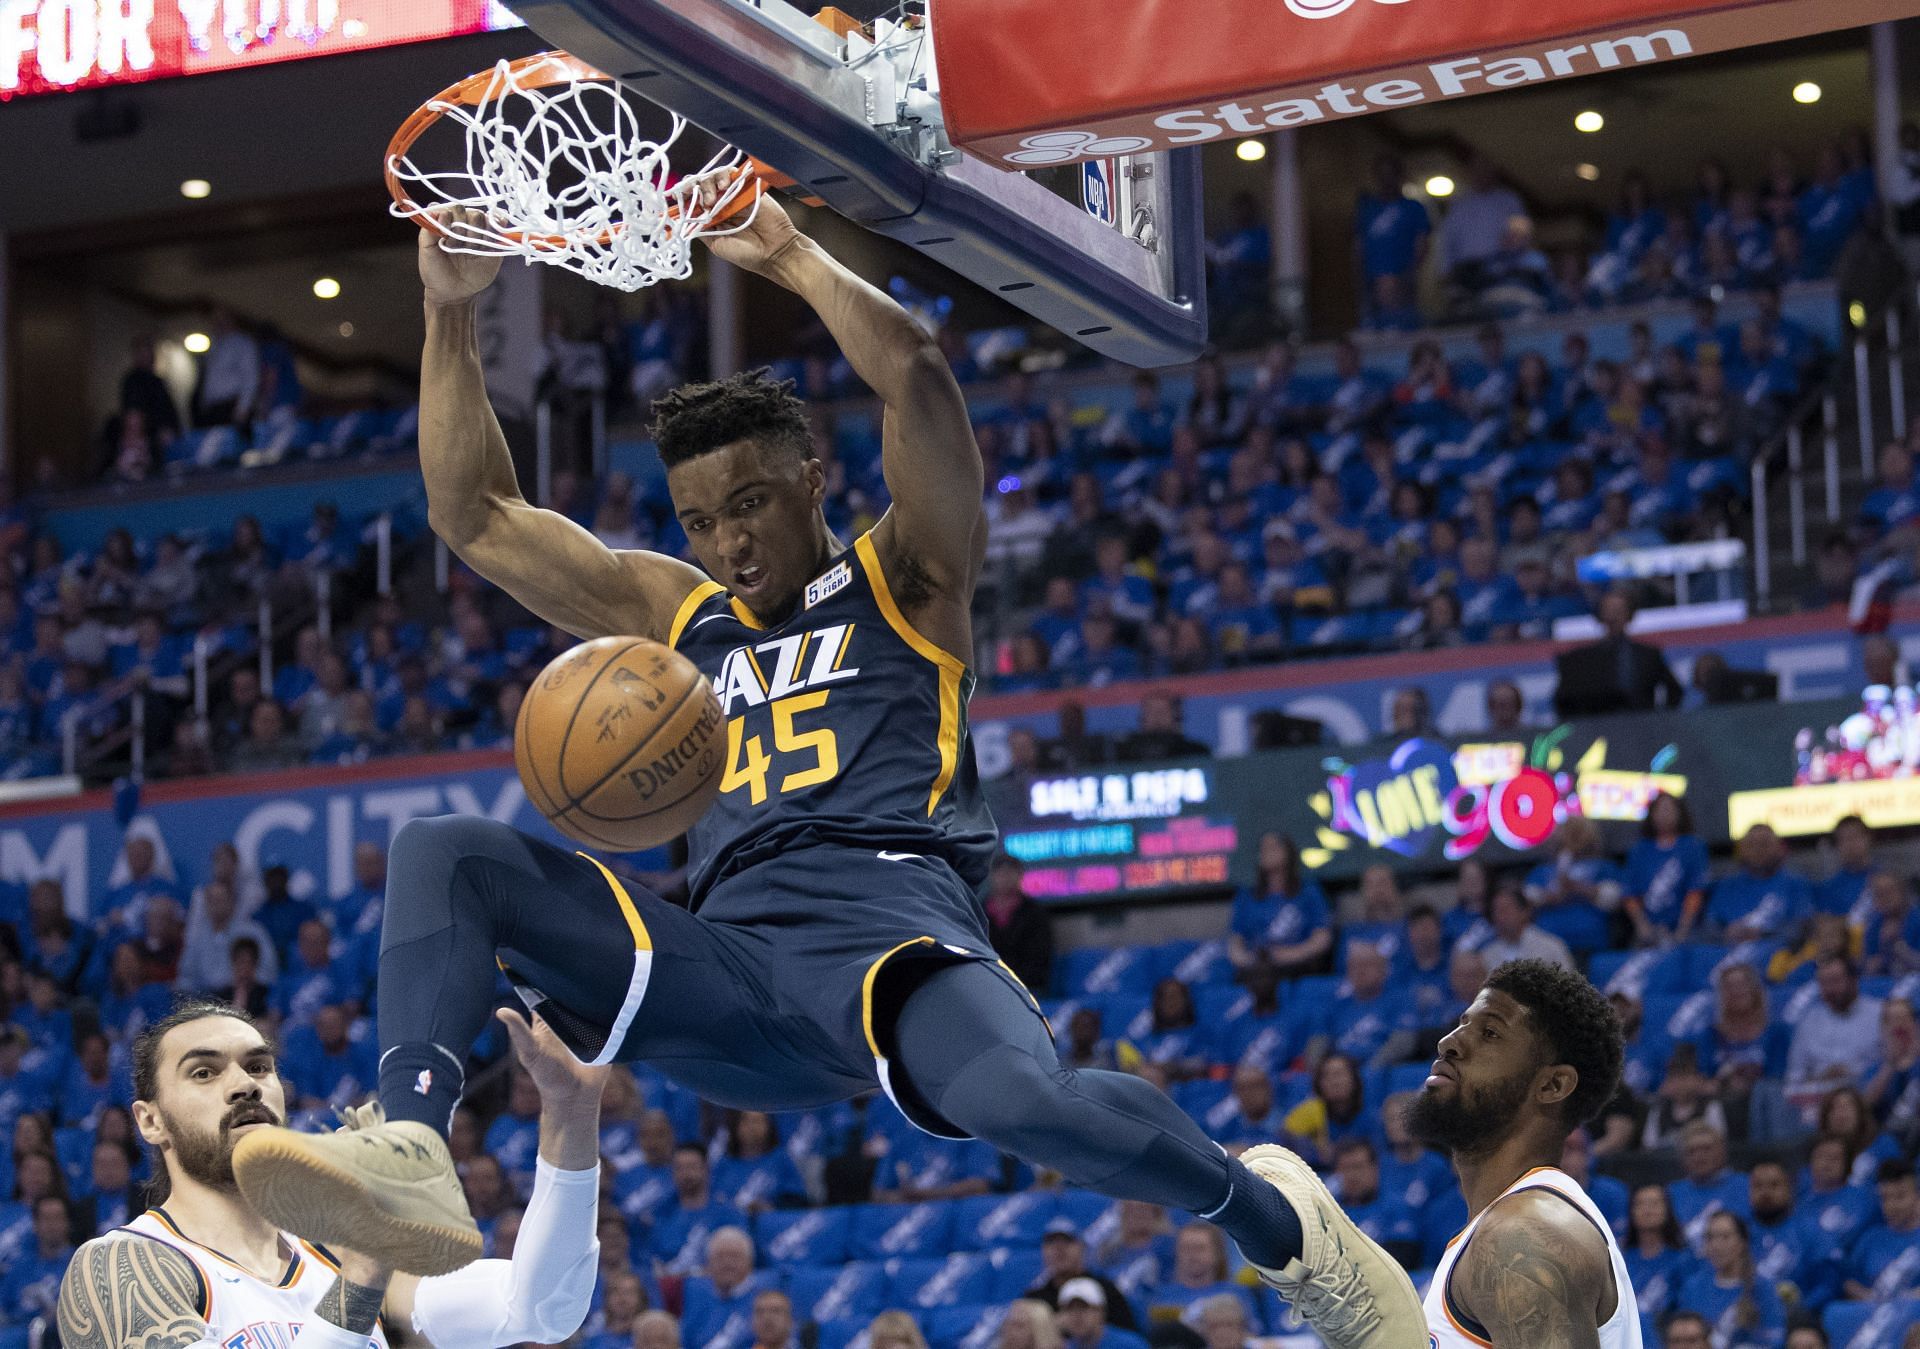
[418, 207, 708, 642]
[57, 1234, 388, 1349]
[701, 186, 985, 601]
[1454, 1192, 1609, 1349]
[384, 1009, 607, 1348]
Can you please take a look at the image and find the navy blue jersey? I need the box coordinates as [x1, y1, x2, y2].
[668, 532, 997, 906]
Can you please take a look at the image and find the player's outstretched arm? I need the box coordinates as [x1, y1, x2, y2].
[699, 183, 984, 598]
[1455, 1192, 1608, 1349]
[386, 1009, 606, 1348]
[59, 1236, 217, 1349]
[418, 209, 707, 642]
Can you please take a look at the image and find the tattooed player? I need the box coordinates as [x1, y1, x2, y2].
[1410, 961, 1641, 1349]
[57, 999, 604, 1349]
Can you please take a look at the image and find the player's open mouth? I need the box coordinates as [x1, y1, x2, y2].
[734, 565, 767, 593]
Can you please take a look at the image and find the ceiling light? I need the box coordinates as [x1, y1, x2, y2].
[312, 277, 341, 300]
[1576, 163, 1601, 182]
[1235, 139, 1266, 163]
[1424, 175, 1455, 199]
[1850, 301, 1868, 329]
[1794, 81, 1822, 105]
[179, 179, 211, 200]
[338, 322, 356, 338]
[183, 333, 211, 354]
[1574, 110, 1605, 133]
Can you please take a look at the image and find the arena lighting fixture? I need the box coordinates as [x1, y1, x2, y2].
[1850, 301, 1868, 329]
[313, 277, 342, 300]
[1235, 138, 1266, 162]
[1424, 175, 1455, 198]
[179, 179, 211, 199]
[183, 333, 211, 354]
[1576, 163, 1601, 181]
[339, 322, 357, 338]
[1574, 110, 1605, 133]
[1794, 82, 1823, 105]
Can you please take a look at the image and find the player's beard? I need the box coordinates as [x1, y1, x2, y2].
[160, 1099, 281, 1192]
[1406, 1070, 1535, 1158]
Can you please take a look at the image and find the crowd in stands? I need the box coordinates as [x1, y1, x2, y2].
[0, 799, 1915, 1348]
[1350, 141, 1879, 331]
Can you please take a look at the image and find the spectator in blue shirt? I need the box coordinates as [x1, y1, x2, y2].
[1139, 1223, 1261, 1335]
[1708, 825, 1813, 944]
[272, 917, 350, 1029]
[1676, 1212, 1786, 1349]
[1082, 536, 1156, 631]
[1861, 442, 1920, 536]
[1861, 873, 1920, 976]
[21, 880, 96, 998]
[1800, 142, 1870, 274]
[1672, 1120, 1751, 1250]
[577, 1269, 650, 1349]
[651, 1144, 746, 1276]
[1864, 998, 1920, 1142]
[1355, 155, 1431, 300]
[1624, 1184, 1698, 1330]
[279, 1004, 378, 1111]
[1102, 373, 1175, 458]
[59, 1032, 120, 1131]
[1745, 1160, 1840, 1313]
[0, 1029, 54, 1139]
[711, 1110, 809, 1213]
[614, 1109, 680, 1231]
[1522, 816, 1621, 956]
[679, 1225, 771, 1349]
[1815, 815, 1878, 923]
[1226, 833, 1331, 978]
[1206, 194, 1272, 337]
[1201, 1062, 1290, 1153]
[1331, 1138, 1419, 1269]
[1800, 1133, 1877, 1255]
[1624, 792, 1710, 944]
[1314, 941, 1413, 1069]
[1377, 1092, 1452, 1216]
[1059, 1276, 1150, 1349]
[1607, 172, 1669, 263]
[1062, 614, 1142, 689]
[102, 833, 187, 936]
[0, 1194, 73, 1324]
[1842, 1159, 1920, 1300]
[252, 861, 316, 968]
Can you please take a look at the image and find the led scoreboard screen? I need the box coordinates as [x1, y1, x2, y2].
[991, 765, 1242, 903]
[0, 1, 523, 100]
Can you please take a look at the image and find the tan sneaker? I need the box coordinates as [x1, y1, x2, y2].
[233, 1105, 481, 1276]
[1238, 1144, 1428, 1348]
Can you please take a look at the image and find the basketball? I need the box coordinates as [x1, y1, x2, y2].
[513, 636, 725, 852]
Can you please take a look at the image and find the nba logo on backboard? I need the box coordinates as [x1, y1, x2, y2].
[1082, 159, 1116, 226]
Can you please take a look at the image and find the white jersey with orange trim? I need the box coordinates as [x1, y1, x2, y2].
[117, 1209, 391, 1349]
[1423, 1166, 1642, 1349]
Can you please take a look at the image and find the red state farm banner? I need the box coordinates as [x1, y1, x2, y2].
[932, 0, 1920, 167]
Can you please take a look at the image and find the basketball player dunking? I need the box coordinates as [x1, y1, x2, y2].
[57, 999, 606, 1349]
[1410, 960, 1641, 1349]
[231, 186, 1424, 1345]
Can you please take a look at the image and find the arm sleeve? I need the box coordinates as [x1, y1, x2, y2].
[411, 1159, 600, 1348]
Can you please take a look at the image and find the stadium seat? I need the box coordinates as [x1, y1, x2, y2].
[1156, 939, 1234, 987]
[986, 1245, 1045, 1301]
[755, 1206, 852, 1267]
[1060, 946, 1159, 996]
[851, 1201, 956, 1260]
[814, 1317, 878, 1349]
[886, 1252, 998, 1309]
[786, 1261, 890, 1324]
[1589, 946, 1690, 998]
[951, 1191, 1056, 1251]
[1054, 1191, 1116, 1237]
[1823, 1299, 1920, 1349]
[926, 1303, 1008, 1349]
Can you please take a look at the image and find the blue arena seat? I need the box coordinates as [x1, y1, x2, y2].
[1060, 946, 1159, 996]
[952, 1191, 1057, 1250]
[927, 1303, 1008, 1349]
[1103, 994, 1153, 1042]
[755, 1206, 852, 1267]
[1194, 984, 1245, 1029]
[785, 1261, 890, 1324]
[1824, 1299, 1920, 1349]
[887, 1252, 998, 1309]
[1589, 947, 1690, 998]
[851, 1201, 956, 1260]
[986, 1246, 1045, 1301]
[814, 1316, 877, 1349]
[1156, 939, 1234, 987]
[1054, 1191, 1117, 1236]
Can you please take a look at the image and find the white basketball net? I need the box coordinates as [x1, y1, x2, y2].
[387, 54, 761, 291]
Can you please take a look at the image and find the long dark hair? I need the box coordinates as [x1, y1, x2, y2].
[1257, 833, 1302, 898]
[1641, 791, 1693, 840]
[1626, 1183, 1685, 1252]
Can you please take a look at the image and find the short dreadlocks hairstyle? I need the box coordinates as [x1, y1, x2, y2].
[650, 368, 812, 469]
[1485, 959, 1623, 1129]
